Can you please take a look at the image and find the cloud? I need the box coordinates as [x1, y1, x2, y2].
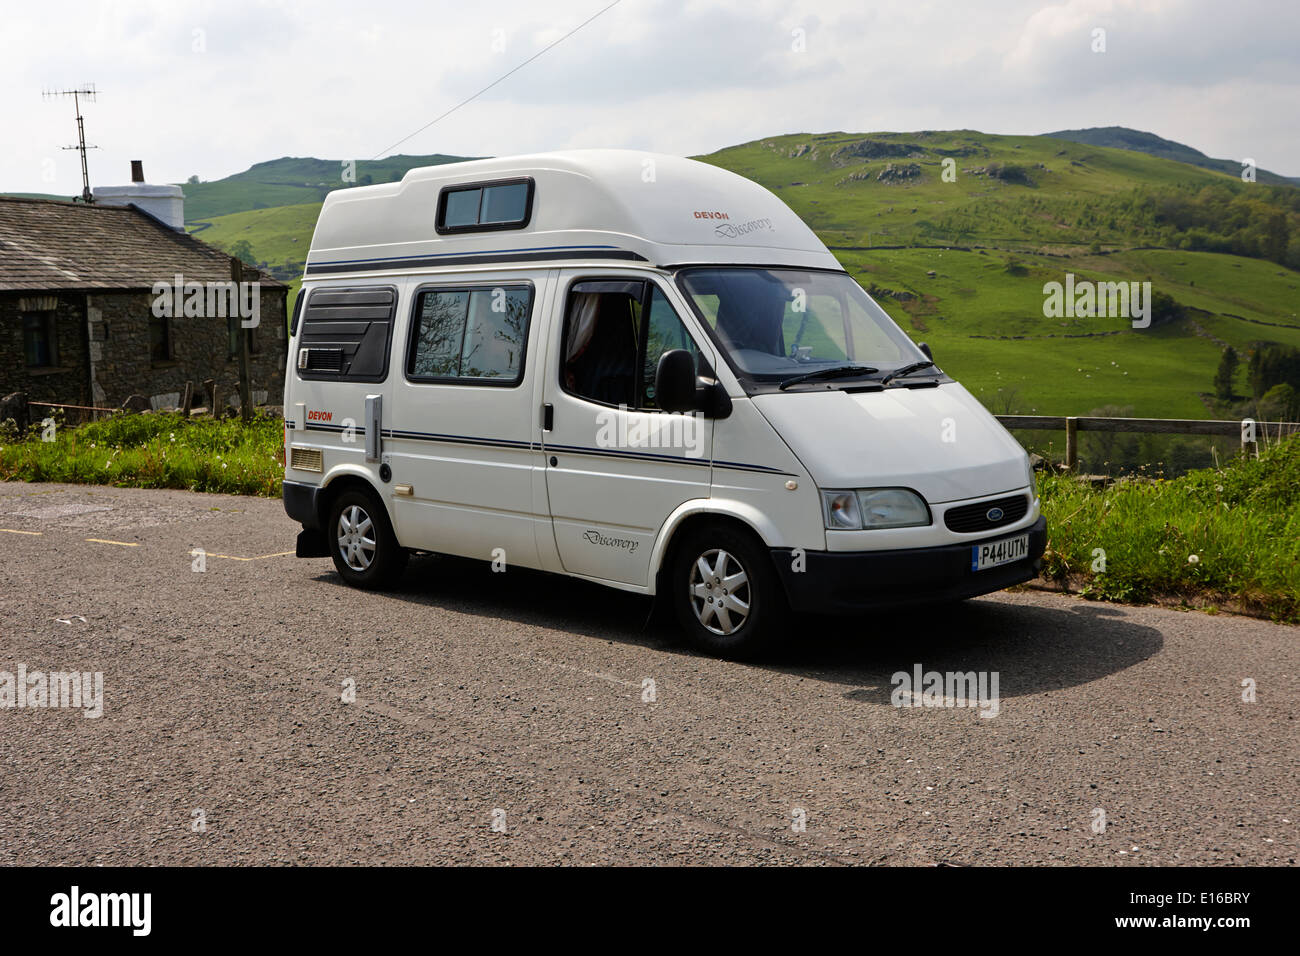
[1, 0, 1296, 195]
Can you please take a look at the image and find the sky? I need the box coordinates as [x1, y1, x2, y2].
[3, 0, 1298, 194]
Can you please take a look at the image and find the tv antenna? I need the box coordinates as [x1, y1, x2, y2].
[43, 85, 100, 203]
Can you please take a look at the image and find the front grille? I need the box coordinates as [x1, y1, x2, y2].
[289, 447, 323, 473]
[944, 494, 1028, 533]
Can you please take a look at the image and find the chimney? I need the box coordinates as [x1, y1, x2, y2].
[93, 161, 186, 231]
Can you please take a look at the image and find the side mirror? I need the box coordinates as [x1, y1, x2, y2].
[918, 342, 934, 361]
[655, 349, 697, 413]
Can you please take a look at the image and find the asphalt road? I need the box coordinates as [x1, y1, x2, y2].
[0, 482, 1294, 866]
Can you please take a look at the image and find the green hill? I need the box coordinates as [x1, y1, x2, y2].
[186, 130, 1300, 425]
[179, 153, 479, 221]
[1045, 126, 1300, 187]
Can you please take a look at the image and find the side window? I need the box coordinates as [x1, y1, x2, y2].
[22, 312, 58, 367]
[562, 281, 702, 410]
[407, 285, 531, 384]
[149, 315, 171, 363]
[297, 286, 397, 382]
[562, 284, 642, 407]
[436, 179, 533, 234]
[642, 288, 700, 409]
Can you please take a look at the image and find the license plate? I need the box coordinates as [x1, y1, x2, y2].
[971, 534, 1029, 571]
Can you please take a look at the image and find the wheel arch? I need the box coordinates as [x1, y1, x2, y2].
[316, 467, 390, 534]
[649, 500, 779, 596]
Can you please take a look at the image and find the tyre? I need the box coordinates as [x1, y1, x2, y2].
[327, 487, 408, 590]
[670, 523, 786, 658]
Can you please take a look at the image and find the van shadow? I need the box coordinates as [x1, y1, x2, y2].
[312, 553, 1164, 702]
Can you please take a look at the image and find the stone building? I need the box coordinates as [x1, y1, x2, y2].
[0, 192, 287, 414]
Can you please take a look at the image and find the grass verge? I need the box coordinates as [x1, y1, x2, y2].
[0, 412, 283, 497]
[1037, 435, 1300, 622]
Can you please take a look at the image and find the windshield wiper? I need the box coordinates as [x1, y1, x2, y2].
[778, 364, 879, 391]
[880, 360, 936, 386]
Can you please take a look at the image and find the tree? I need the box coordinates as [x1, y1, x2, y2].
[1214, 346, 1239, 401]
[1248, 343, 1300, 398]
[1258, 384, 1300, 422]
[187, 175, 200, 185]
[228, 240, 257, 267]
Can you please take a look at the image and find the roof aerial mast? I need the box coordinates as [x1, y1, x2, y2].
[43, 84, 100, 203]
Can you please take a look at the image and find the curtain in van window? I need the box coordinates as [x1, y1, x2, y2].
[565, 293, 601, 362]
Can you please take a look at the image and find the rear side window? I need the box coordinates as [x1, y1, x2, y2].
[406, 284, 532, 385]
[436, 179, 533, 234]
[297, 286, 397, 382]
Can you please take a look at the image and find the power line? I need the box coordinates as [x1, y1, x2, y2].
[370, 0, 622, 160]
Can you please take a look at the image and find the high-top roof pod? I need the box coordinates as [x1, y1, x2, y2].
[304, 150, 842, 277]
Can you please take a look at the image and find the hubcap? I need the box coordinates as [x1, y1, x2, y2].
[688, 548, 751, 636]
[337, 504, 376, 572]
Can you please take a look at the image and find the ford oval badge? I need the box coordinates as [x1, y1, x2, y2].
[986, 507, 1005, 522]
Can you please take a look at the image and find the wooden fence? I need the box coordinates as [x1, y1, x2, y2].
[996, 415, 1300, 470]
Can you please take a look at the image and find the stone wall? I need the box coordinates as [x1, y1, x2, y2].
[0, 287, 288, 410]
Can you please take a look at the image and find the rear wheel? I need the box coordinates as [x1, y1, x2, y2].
[671, 523, 786, 658]
[327, 488, 407, 590]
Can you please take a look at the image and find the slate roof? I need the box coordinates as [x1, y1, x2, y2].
[0, 197, 284, 292]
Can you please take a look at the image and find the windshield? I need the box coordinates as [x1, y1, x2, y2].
[675, 267, 927, 388]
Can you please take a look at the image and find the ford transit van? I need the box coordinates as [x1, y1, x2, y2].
[282, 150, 1046, 657]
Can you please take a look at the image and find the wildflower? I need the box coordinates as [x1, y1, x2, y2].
[1187, 554, 1199, 565]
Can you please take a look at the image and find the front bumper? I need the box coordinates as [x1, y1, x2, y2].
[772, 516, 1047, 614]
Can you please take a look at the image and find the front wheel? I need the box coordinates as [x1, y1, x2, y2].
[671, 524, 786, 659]
[327, 488, 408, 590]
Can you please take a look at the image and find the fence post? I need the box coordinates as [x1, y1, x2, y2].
[233, 258, 253, 423]
[1065, 417, 1078, 472]
[1240, 418, 1258, 459]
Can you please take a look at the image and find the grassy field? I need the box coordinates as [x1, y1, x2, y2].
[837, 246, 1300, 417]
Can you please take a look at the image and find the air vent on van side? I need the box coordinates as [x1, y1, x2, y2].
[289, 447, 323, 473]
[296, 286, 398, 383]
[299, 347, 344, 372]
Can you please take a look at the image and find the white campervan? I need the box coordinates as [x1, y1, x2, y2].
[282, 150, 1045, 656]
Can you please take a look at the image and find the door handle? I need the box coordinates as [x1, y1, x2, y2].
[542, 403, 554, 431]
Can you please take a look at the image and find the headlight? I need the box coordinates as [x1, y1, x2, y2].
[821, 488, 931, 530]
[1024, 453, 1037, 493]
